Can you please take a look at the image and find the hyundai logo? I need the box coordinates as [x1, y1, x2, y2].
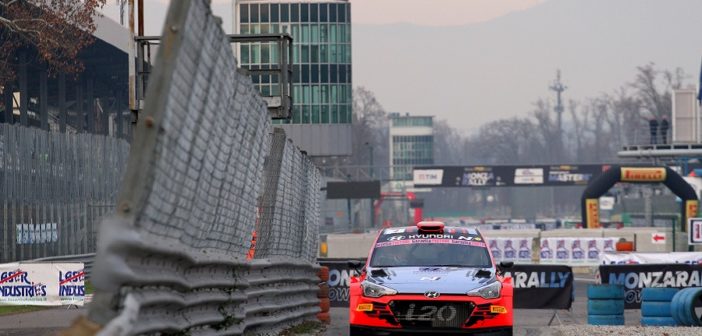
[424, 291, 440, 299]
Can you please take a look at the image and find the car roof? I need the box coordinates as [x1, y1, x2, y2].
[380, 226, 482, 236]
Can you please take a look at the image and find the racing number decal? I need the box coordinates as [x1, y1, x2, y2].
[404, 304, 457, 321]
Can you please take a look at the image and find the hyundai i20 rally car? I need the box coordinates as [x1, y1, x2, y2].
[348, 221, 513, 335]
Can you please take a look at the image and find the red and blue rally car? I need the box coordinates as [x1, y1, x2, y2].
[348, 221, 514, 335]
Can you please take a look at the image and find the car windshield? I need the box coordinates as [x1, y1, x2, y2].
[369, 242, 492, 268]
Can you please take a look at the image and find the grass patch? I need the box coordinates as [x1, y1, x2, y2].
[0, 305, 47, 316]
[279, 321, 324, 335]
[85, 280, 94, 295]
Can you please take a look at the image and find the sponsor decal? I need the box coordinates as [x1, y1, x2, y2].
[413, 169, 444, 186]
[0, 269, 47, 301]
[620, 167, 666, 182]
[375, 239, 487, 248]
[585, 198, 600, 228]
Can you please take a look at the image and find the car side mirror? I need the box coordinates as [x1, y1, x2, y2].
[499, 261, 514, 268]
[497, 261, 514, 274]
[348, 260, 364, 275]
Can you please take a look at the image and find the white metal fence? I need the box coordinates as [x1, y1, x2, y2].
[67, 1, 322, 335]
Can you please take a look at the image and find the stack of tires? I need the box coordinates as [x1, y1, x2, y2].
[640, 288, 679, 326]
[317, 266, 331, 324]
[671, 287, 702, 326]
[587, 284, 625, 325]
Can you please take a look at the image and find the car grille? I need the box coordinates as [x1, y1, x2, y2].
[389, 301, 474, 329]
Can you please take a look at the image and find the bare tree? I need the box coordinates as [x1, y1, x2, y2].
[0, 0, 106, 82]
[631, 63, 685, 120]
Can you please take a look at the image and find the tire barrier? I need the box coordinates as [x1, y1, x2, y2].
[671, 287, 702, 326]
[318, 266, 330, 282]
[587, 284, 625, 325]
[640, 287, 679, 326]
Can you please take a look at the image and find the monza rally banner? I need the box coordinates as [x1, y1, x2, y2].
[319, 259, 573, 310]
[0, 263, 85, 306]
[539, 237, 619, 266]
[599, 263, 702, 309]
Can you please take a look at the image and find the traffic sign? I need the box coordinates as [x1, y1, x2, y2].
[651, 232, 666, 244]
[688, 218, 702, 245]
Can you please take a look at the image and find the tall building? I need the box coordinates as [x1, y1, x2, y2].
[233, 0, 352, 156]
[389, 113, 434, 180]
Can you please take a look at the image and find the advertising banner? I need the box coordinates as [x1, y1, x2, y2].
[0, 263, 85, 306]
[600, 252, 702, 265]
[486, 238, 533, 263]
[539, 238, 618, 265]
[599, 264, 702, 308]
[503, 264, 573, 309]
[413, 164, 605, 188]
[319, 259, 573, 310]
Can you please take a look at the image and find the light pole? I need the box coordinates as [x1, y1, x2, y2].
[365, 142, 375, 227]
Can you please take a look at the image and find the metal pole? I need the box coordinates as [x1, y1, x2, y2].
[673, 217, 677, 252]
[368, 143, 375, 228]
[347, 174, 353, 229]
[128, 0, 137, 114]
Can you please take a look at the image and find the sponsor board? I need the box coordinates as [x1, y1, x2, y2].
[651, 232, 666, 244]
[503, 264, 573, 309]
[412, 169, 444, 186]
[689, 218, 702, 245]
[686, 200, 699, 223]
[599, 197, 615, 211]
[0, 263, 84, 306]
[514, 168, 544, 185]
[539, 238, 618, 266]
[600, 252, 702, 265]
[600, 263, 702, 308]
[486, 238, 533, 263]
[620, 167, 666, 182]
[585, 198, 600, 228]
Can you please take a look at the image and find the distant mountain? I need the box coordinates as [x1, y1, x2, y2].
[353, 0, 702, 131]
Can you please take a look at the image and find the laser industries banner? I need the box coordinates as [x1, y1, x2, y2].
[0, 263, 85, 306]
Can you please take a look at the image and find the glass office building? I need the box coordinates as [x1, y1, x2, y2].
[234, 0, 353, 144]
[389, 114, 434, 180]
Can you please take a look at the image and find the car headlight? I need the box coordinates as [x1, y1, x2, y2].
[361, 281, 397, 298]
[467, 281, 501, 299]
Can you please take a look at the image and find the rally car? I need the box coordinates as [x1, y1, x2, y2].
[348, 221, 514, 335]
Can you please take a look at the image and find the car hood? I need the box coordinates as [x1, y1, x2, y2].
[366, 266, 496, 295]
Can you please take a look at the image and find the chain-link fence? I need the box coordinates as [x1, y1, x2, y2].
[0, 124, 129, 263]
[67, 1, 322, 335]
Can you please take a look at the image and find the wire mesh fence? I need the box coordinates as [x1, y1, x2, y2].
[256, 129, 322, 262]
[72, 1, 323, 335]
[0, 123, 129, 263]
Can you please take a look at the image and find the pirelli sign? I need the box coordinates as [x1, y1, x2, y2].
[620, 167, 667, 182]
[585, 198, 600, 229]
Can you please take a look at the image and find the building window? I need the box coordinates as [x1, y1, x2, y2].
[281, 3, 289, 22]
[240, 4, 249, 23]
[291, 3, 299, 22]
[301, 3, 309, 22]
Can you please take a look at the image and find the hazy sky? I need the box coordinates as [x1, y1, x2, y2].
[101, 0, 544, 29]
[99, 1, 702, 131]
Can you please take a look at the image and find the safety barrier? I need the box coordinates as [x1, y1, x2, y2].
[640, 287, 678, 326]
[61, 1, 323, 335]
[587, 284, 625, 325]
